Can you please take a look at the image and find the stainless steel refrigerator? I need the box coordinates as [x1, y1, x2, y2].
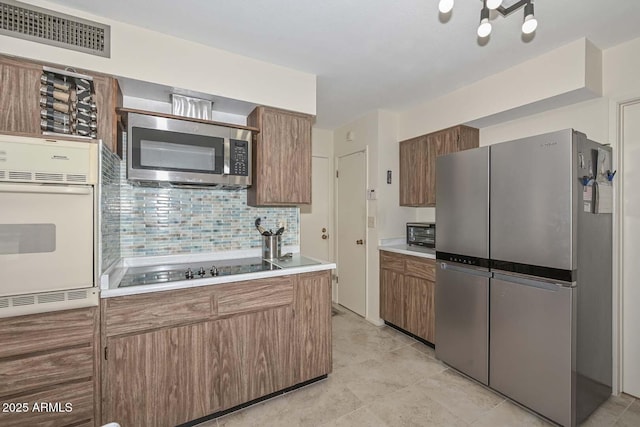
[435, 129, 612, 427]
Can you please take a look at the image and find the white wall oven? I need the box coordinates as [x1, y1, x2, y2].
[0, 135, 98, 317]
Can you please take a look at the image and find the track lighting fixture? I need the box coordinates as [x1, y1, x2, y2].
[439, 0, 538, 39]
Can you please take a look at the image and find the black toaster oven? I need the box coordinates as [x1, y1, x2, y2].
[406, 222, 436, 248]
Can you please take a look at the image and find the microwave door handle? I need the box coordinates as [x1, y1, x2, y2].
[223, 138, 230, 176]
[0, 183, 92, 195]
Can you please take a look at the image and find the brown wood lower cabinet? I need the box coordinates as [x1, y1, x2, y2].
[380, 268, 405, 328]
[405, 276, 436, 343]
[0, 307, 99, 427]
[105, 322, 212, 426]
[379, 250, 436, 344]
[102, 271, 332, 427]
[294, 271, 332, 383]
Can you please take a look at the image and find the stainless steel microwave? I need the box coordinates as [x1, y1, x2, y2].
[407, 222, 436, 248]
[127, 112, 252, 187]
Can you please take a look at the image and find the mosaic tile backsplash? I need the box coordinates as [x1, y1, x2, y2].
[100, 136, 298, 264]
[101, 144, 121, 271]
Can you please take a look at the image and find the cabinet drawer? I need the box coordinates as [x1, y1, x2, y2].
[380, 251, 405, 272]
[216, 276, 294, 316]
[405, 257, 436, 281]
[0, 380, 94, 427]
[104, 287, 215, 337]
[0, 308, 95, 359]
[0, 346, 93, 397]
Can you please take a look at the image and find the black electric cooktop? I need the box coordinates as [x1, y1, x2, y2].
[118, 257, 280, 288]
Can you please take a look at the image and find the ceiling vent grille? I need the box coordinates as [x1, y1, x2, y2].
[0, 0, 110, 58]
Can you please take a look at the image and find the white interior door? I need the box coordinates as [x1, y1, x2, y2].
[300, 156, 331, 261]
[337, 151, 366, 316]
[622, 101, 640, 398]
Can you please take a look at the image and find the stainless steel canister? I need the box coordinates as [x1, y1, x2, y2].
[262, 234, 282, 260]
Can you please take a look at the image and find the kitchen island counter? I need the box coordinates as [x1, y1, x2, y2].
[101, 249, 335, 298]
[101, 266, 333, 426]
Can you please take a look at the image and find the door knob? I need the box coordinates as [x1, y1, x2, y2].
[322, 234, 329, 240]
[322, 227, 327, 232]
[356, 239, 364, 245]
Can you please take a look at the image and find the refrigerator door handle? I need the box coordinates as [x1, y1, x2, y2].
[492, 272, 564, 291]
[439, 262, 493, 278]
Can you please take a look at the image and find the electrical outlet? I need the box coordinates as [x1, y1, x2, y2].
[368, 216, 376, 228]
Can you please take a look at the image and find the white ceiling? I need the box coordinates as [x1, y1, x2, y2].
[48, 0, 640, 129]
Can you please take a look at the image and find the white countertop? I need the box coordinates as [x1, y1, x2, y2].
[378, 238, 436, 259]
[100, 248, 336, 298]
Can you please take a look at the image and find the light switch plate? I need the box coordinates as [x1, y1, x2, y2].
[368, 216, 376, 228]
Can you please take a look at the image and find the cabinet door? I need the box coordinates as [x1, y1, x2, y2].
[210, 315, 244, 412]
[405, 276, 436, 343]
[249, 107, 312, 206]
[380, 268, 405, 328]
[214, 281, 295, 409]
[426, 130, 459, 205]
[105, 323, 212, 427]
[399, 136, 429, 206]
[243, 306, 293, 402]
[212, 306, 294, 411]
[294, 271, 332, 383]
[93, 76, 122, 155]
[0, 56, 42, 135]
[431, 128, 459, 157]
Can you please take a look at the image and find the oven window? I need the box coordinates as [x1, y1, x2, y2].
[0, 224, 56, 255]
[131, 127, 224, 174]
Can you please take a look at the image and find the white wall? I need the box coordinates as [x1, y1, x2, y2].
[398, 38, 602, 141]
[0, 0, 316, 115]
[480, 98, 610, 146]
[604, 37, 640, 100]
[377, 110, 416, 239]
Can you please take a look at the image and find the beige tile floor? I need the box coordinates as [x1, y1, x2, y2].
[197, 305, 638, 427]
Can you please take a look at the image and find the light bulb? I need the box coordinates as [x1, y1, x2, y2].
[522, 2, 537, 34]
[477, 18, 492, 37]
[486, 0, 503, 10]
[522, 14, 537, 34]
[438, 0, 454, 14]
[477, 5, 491, 38]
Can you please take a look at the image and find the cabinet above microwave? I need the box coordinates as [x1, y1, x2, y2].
[121, 109, 258, 188]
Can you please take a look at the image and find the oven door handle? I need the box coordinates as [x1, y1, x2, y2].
[0, 183, 92, 195]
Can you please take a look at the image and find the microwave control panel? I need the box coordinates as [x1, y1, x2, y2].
[229, 140, 249, 176]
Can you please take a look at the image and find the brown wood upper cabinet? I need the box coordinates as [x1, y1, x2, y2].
[0, 55, 43, 136]
[247, 106, 313, 206]
[92, 75, 123, 156]
[0, 54, 123, 156]
[399, 125, 479, 206]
